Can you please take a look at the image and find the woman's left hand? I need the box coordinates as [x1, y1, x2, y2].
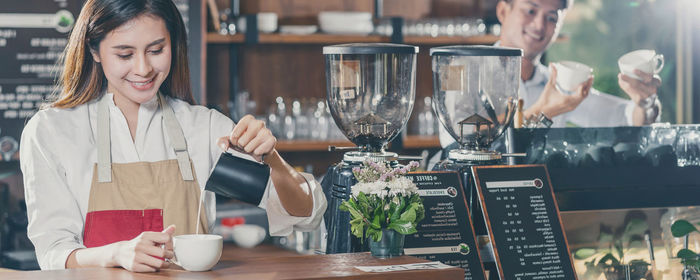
[218, 115, 276, 161]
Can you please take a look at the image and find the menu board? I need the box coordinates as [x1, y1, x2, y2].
[404, 171, 486, 280]
[0, 0, 82, 161]
[472, 165, 577, 280]
[0, 0, 200, 161]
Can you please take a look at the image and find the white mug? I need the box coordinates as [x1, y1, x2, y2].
[237, 13, 278, 33]
[553, 61, 593, 92]
[172, 234, 223, 272]
[231, 224, 266, 248]
[618, 49, 664, 80]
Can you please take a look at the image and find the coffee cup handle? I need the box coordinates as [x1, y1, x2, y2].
[167, 246, 182, 267]
[653, 54, 664, 74]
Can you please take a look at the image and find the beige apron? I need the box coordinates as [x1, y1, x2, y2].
[83, 94, 207, 248]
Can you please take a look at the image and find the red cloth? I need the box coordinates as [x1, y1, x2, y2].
[83, 209, 163, 248]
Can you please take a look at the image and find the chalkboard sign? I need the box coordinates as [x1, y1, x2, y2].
[404, 171, 487, 280]
[0, 0, 201, 161]
[472, 165, 577, 280]
[0, 0, 82, 161]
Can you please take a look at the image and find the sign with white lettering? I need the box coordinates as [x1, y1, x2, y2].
[472, 165, 577, 280]
[403, 171, 487, 280]
[0, 1, 82, 161]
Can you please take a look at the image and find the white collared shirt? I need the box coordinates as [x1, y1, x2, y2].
[20, 93, 326, 270]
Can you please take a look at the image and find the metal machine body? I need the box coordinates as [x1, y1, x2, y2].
[321, 43, 418, 254]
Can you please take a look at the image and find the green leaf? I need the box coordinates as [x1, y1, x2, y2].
[626, 234, 644, 249]
[414, 202, 425, 223]
[400, 207, 417, 223]
[374, 229, 382, 242]
[597, 253, 620, 267]
[623, 218, 648, 237]
[357, 193, 370, 215]
[350, 217, 365, 239]
[347, 197, 359, 209]
[672, 220, 698, 238]
[614, 241, 624, 261]
[371, 208, 382, 230]
[338, 202, 348, 211]
[367, 227, 382, 242]
[574, 248, 597, 260]
[410, 193, 422, 204]
[677, 248, 700, 260]
[685, 259, 700, 268]
[343, 202, 364, 220]
[390, 196, 406, 223]
[389, 220, 417, 235]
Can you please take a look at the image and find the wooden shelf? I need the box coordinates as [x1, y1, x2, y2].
[260, 33, 389, 44]
[276, 139, 354, 152]
[403, 34, 499, 45]
[207, 33, 245, 43]
[275, 135, 440, 152]
[206, 33, 499, 45]
[207, 33, 390, 44]
[403, 135, 440, 149]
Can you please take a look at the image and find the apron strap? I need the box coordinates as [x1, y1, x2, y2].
[158, 94, 194, 181]
[97, 95, 112, 182]
[96, 93, 194, 182]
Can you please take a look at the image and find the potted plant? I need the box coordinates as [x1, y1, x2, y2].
[670, 219, 700, 279]
[574, 218, 652, 280]
[338, 159, 425, 258]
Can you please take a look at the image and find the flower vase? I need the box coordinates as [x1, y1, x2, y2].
[369, 229, 405, 258]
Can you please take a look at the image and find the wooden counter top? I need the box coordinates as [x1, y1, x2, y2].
[0, 244, 464, 280]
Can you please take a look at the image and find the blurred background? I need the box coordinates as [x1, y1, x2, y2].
[0, 0, 698, 277]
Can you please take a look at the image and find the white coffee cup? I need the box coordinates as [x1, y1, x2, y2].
[231, 224, 266, 248]
[618, 49, 664, 80]
[237, 13, 278, 33]
[172, 234, 223, 272]
[553, 61, 593, 92]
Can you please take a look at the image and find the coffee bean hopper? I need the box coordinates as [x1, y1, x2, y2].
[321, 43, 418, 254]
[430, 46, 523, 259]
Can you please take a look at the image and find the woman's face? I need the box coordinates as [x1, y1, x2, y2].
[92, 14, 171, 106]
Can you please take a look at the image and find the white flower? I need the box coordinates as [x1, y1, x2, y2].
[351, 181, 389, 198]
[351, 177, 418, 199]
[387, 177, 418, 197]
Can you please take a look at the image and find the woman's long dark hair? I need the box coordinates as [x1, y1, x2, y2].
[52, 0, 194, 108]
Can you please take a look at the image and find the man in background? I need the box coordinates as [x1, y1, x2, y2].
[439, 0, 663, 148]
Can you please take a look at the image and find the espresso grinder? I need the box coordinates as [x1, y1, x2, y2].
[430, 46, 523, 237]
[321, 43, 419, 254]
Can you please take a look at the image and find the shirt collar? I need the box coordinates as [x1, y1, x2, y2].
[101, 92, 160, 111]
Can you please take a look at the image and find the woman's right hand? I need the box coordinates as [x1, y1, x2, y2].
[112, 225, 175, 272]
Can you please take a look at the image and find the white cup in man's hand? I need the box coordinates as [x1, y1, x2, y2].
[554, 61, 593, 92]
[172, 234, 223, 271]
[618, 49, 664, 80]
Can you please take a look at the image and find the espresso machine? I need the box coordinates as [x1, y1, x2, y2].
[321, 43, 418, 254]
[430, 46, 522, 236]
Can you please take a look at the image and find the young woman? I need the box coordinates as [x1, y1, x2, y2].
[20, 0, 326, 272]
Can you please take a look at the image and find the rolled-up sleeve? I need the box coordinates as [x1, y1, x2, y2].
[207, 110, 327, 236]
[258, 172, 327, 236]
[20, 112, 86, 270]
